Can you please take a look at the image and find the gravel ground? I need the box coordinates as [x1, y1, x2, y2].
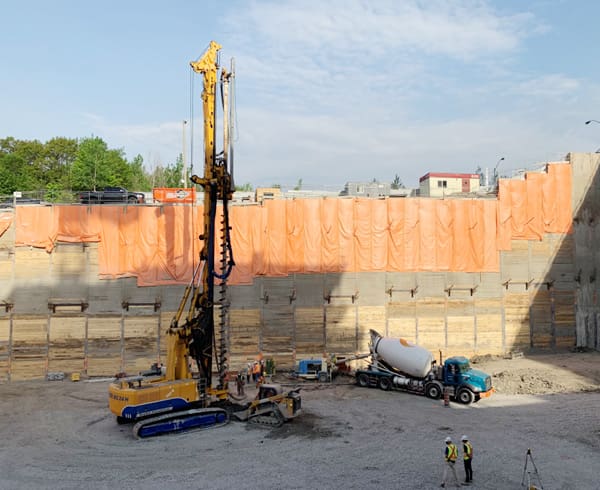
[1, 351, 600, 490]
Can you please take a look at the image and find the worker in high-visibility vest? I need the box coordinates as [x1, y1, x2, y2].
[461, 435, 473, 484]
[440, 436, 460, 488]
[252, 361, 261, 382]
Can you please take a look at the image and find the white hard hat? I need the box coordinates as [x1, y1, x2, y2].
[461, 435, 468, 441]
[445, 436, 452, 443]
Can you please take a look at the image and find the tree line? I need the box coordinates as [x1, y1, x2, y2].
[0, 136, 185, 200]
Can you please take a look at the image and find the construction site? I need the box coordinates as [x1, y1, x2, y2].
[2, 40, 600, 489]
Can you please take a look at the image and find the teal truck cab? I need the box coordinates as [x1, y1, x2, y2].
[439, 356, 494, 404]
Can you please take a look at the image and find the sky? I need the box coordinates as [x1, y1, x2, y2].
[2, 0, 600, 191]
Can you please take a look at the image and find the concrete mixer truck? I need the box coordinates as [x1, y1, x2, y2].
[354, 330, 493, 404]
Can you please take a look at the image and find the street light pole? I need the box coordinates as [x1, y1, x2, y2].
[585, 120, 600, 153]
[493, 157, 505, 187]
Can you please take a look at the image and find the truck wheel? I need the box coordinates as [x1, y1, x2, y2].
[318, 372, 328, 383]
[425, 383, 442, 399]
[357, 373, 369, 388]
[457, 388, 474, 405]
[378, 377, 391, 391]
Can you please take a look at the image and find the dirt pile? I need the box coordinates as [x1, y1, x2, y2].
[472, 349, 600, 395]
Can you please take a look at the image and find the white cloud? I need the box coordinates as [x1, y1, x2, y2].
[228, 0, 535, 60]
[513, 74, 581, 98]
[82, 113, 183, 167]
[78, 2, 595, 191]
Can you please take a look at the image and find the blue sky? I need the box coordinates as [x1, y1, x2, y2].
[2, 0, 600, 191]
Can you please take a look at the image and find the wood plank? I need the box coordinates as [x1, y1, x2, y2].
[49, 316, 85, 343]
[417, 317, 445, 350]
[87, 356, 121, 377]
[447, 316, 474, 350]
[476, 314, 503, 353]
[88, 317, 121, 340]
[388, 318, 416, 343]
[48, 354, 85, 374]
[12, 317, 47, 345]
[325, 305, 356, 353]
[11, 359, 46, 381]
[295, 307, 324, 355]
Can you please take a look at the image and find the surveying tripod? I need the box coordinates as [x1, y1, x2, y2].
[521, 448, 543, 489]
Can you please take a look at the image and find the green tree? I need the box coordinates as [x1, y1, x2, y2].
[235, 182, 253, 192]
[128, 154, 151, 191]
[391, 174, 405, 189]
[163, 154, 185, 188]
[475, 166, 485, 185]
[0, 135, 159, 196]
[14, 139, 45, 189]
[293, 178, 303, 191]
[71, 137, 130, 190]
[42, 137, 78, 189]
[0, 153, 22, 194]
[149, 155, 184, 189]
[0, 138, 45, 190]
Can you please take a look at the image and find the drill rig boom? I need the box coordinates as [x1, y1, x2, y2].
[108, 40, 235, 435]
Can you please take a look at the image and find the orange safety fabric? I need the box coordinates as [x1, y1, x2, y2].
[0, 211, 13, 238]
[12, 163, 573, 286]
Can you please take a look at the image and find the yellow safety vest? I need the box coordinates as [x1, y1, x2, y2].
[446, 443, 458, 462]
[463, 441, 473, 460]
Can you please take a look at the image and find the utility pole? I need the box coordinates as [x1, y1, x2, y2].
[182, 120, 188, 186]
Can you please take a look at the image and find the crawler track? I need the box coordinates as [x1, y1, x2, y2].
[132, 407, 229, 438]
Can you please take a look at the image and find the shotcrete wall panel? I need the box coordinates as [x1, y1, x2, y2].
[357, 272, 387, 305]
[13, 249, 50, 314]
[293, 274, 325, 306]
[570, 153, 600, 348]
[416, 272, 446, 298]
[158, 284, 186, 311]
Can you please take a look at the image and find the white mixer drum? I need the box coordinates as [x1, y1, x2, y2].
[373, 334, 433, 378]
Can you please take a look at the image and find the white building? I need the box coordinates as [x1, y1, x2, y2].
[419, 172, 480, 197]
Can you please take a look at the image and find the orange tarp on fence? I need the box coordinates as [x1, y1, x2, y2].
[0, 212, 13, 238]
[0, 211, 13, 236]
[12, 163, 573, 286]
[497, 162, 572, 248]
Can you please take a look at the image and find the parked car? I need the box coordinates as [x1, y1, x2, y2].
[0, 197, 43, 208]
[79, 187, 145, 204]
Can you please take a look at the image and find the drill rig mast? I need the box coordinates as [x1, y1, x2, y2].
[108, 42, 301, 437]
[172, 39, 235, 395]
[108, 41, 235, 437]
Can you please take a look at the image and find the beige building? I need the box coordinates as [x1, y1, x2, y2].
[419, 172, 480, 197]
[255, 187, 282, 203]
